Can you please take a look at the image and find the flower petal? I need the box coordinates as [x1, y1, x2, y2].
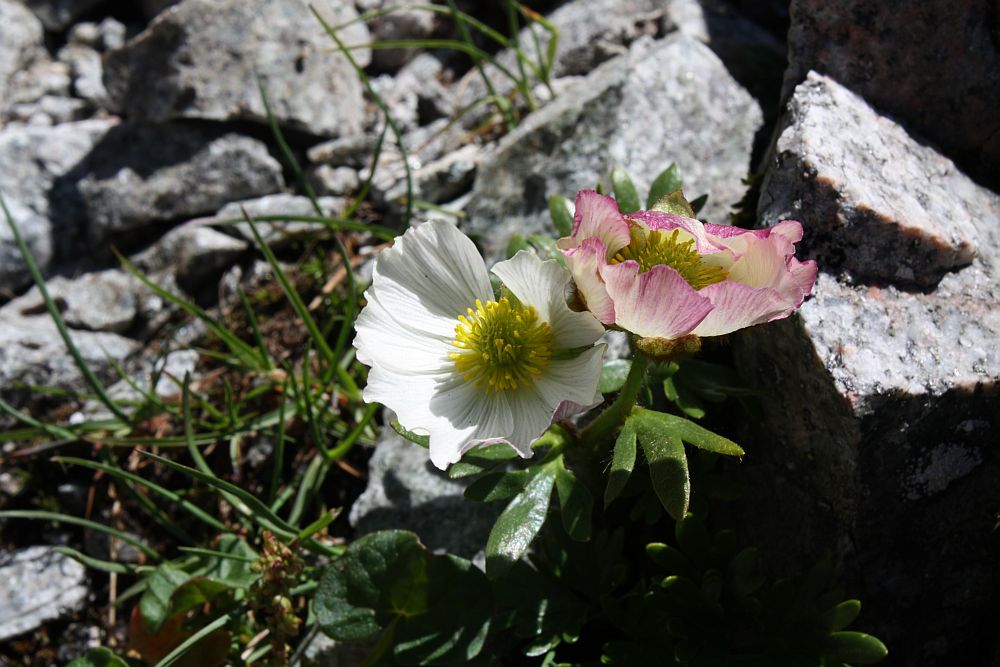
[563, 237, 616, 325]
[491, 250, 605, 349]
[600, 262, 713, 339]
[559, 189, 631, 254]
[425, 384, 515, 469]
[691, 281, 800, 336]
[354, 289, 453, 372]
[534, 345, 606, 410]
[371, 220, 493, 338]
[628, 210, 724, 255]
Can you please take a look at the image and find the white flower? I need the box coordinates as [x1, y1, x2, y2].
[354, 220, 607, 469]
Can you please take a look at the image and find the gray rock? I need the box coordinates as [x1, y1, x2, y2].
[370, 52, 452, 132]
[0, 306, 139, 400]
[11, 270, 142, 334]
[464, 34, 762, 258]
[358, 0, 437, 72]
[0, 119, 114, 293]
[7, 93, 89, 125]
[733, 73, 1000, 667]
[761, 73, 990, 288]
[0, 0, 45, 111]
[349, 428, 501, 559]
[211, 193, 347, 248]
[77, 123, 284, 240]
[58, 43, 107, 107]
[784, 0, 1000, 187]
[130, 221, 248, 292]
[137, 0, 179, 20]
[67, 17, 126, 51]
[308, 164, 360, 196]
[103, 0, 371, 136]
[19, 0, 104, 30]
[0, 546, 88, 642]
[3, 59, 72, 113]
[308, 134, 379, 168]
[381, 142, 480, 211]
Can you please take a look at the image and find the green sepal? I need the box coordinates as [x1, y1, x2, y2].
[646, 163, 682, 209]
[611, 165, 641, 214]
[651, 190, 696, 218]
[547, 194, 574, 237]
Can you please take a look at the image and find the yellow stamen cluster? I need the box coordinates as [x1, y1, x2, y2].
[611, 227, 728, 290]
[450, 297, 554, 393]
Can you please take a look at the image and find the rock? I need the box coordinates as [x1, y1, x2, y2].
[380, 143, 480, 211]
[349, 428, 501, 559]
[0, 546, 88, 642]
[0, 306, 139, 400]
[58, 43, 108, 107]
[77, 123, 284, 241]
[11, 270, 142, 334]
[0, 0, 45, 112]
[464, 34, 762, 258]
[784, 0, 1000, 187]
[0, 119, 115, 294]
[7, 93, 89, 125]
[307, 134, 380, 168]
[211, 193, 347, 248]
[67, 17, 126, 51]
[19, 0, 105, 30]
[370, 53, 452, 132]
[761, 73, 989, 288]
[733, 74, 1000, 667]
[137, 0, 179, 20]
[358, 0, 438, 72]
[308, 165, 360, 196]
[103, 0, 372, 136]
[3, 59, 73, 115]
[130, 221, 248, 292]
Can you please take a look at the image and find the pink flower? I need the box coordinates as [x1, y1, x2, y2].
[557, 190, 817, 340]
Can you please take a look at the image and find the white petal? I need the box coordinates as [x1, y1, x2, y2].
[534, 345, 607, 410]
[371, 220, 493, 337]
[505, 388, 560, 457]
[492, 250, 605, 349]
[425, 385, 514, 468]
[354, 290, 453, 372]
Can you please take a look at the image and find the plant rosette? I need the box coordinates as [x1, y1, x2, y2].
[557, 189, 817, 357]
[353, 220, 607, 469]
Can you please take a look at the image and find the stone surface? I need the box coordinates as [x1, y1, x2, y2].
[358, 0, 438, 72]
[58, 43, 107, 108]
[761, 73, 990, 288]
[0, 546, 88, 641]
[349, 428, 501, 559]
[0, 305, 139, 400]
[12, 270, 143, 334]
[733, 73, 1000, 667]
[212, 193, 347, 248]
[103, 0, 371, 136]
[130, 221, 248, 293]
[370, 53, 452, 132]
[0, 0, 45, 112]
[76, 123, 284, 240]
[308, 164, 360, 196]
[784, 0, 1000, 187]
[0, 119, 115, 293]
[464, 34, 762, 258]
[379, 143, 480, 213]
[19, 0, 104, 30]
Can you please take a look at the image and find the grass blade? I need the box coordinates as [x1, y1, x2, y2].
[0, 510, 160, 560]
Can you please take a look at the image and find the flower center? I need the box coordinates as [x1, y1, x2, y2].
[450, 297, 554, 393]
[611, 227, 728, 290]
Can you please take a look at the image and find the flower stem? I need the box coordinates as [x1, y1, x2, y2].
[580, 353, 651, 453]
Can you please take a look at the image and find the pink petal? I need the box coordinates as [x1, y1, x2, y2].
[600, 261, 713, 339]
[691, 281, 798, 337]
[564, 189, 631, 254]
[629, 210, 725, 254]
[563, 237, 616, 324]
[786, 257, 818, 300]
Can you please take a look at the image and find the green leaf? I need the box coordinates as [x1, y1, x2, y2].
[449, 444, 519, 479]
[526, 234, 565, 265]
[646, 543, 698, 580]
[506, 234, 530, 258]
[640, 409, 744, 457]
[547, 194, 574, 237]
[650, 190, 696, 218]
[631, 411, 689, 521]
[67, 648, 129, 667]
[675, 359, 754, 402]
[690, 194, 708, 215]
[604, 419, 637, 507]
[391, 419, 430, 448]
[825, 632, 889, 663]
[554, 462, 592, 541]
[662, 376, 706, 419]
[140, 565, 190, 632]
[465, 470, 531, 502]
[169, 577, 232, 620]
[820, 599, 863, 632]
[611, 166, 641, 214]
[316, 531, 491, 664]
[728, 547, 765, 597]
[599, 359, 632, 393]
[646, 163, 682, 209]
[485, 465, 557, 579]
